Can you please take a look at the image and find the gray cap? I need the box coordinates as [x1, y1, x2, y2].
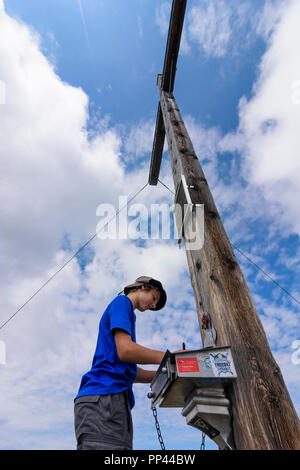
[123, 276, 167, 311]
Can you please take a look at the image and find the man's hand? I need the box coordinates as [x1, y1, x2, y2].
[173, 349, 191, 353]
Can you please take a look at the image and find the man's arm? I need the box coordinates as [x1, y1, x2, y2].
[114, 329, 165, 365]
[134, 367, 156, 383]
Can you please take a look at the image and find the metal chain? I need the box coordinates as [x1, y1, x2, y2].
[152, 406, 166, 450]
[152, 404, 206, 450]
[200, 432, 206, 450]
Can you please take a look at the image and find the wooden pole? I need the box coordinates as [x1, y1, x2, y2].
[149, 0, 187, 185]
[158, 84, 300, 449]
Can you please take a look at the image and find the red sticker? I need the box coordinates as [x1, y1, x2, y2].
[176, 357, 200, 373]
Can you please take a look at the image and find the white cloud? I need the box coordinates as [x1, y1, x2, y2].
[255, 0, 288, 40]
[188, 0, 232, 58]
[154, 0, 190, 56]
[124, 119, 155, 161]
[230, 0, 300, 235]
[155, 1, 171, 36]
[186, 0, 286, 58]
[179, 27, 191, 55]
[184, 115, 221, 164]
[0, 8, 125, 283]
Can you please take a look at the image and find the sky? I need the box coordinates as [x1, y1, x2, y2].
[0, 0, 300, 451]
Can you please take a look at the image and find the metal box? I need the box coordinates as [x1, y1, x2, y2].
[149, 346, 237, 408]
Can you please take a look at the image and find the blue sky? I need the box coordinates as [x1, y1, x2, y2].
[0, 0, 300, 450]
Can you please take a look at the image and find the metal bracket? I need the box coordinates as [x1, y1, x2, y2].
[174, 175, 192, 246]
[173, 174, 204, 250]
[202, 311, 217, 348]
[182, 386, 233, 450]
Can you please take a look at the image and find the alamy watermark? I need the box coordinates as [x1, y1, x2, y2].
[0, 80, 6, 105]
[0, 340, 6, 365]
[96, 197, 204, 251]
[291, 340, 300, 365]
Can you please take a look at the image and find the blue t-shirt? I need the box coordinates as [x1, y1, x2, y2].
[75, 295, 137, 408]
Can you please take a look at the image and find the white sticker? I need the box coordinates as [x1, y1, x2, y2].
[210, 351, 236, 377]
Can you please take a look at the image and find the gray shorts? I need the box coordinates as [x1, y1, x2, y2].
[74, 390, 133, 450]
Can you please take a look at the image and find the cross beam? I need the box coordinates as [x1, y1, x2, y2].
[148, 0, 187, 185]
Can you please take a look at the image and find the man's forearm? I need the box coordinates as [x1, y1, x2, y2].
[123, 341, 165, 365]
[134, 367, 156, 383]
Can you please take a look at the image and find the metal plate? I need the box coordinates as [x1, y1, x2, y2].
[150, 350, 173, 406]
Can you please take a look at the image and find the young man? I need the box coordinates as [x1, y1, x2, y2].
[74, 276, 168, 450]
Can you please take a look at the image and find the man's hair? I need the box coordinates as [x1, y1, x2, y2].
[125, 285, 159, 295]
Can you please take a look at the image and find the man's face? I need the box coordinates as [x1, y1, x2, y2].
[137, 287, 161, 311]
